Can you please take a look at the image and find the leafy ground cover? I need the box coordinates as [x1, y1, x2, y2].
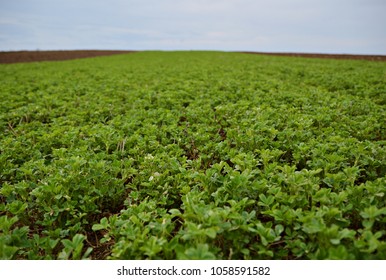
[0, 51, 385, 259]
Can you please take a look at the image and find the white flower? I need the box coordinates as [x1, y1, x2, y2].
[145, 154, 154, 160]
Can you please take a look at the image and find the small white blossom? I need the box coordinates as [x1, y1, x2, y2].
[145, 154, 154, 160]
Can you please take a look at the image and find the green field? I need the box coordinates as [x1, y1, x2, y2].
[0, 51, 385, 259]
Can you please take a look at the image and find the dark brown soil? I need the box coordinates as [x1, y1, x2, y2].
[1, 50, 385, 64]
[240, 51, 386, 62]
[0, 50, 136, 64]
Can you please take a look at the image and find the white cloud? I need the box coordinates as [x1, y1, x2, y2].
[0, 0, 385, 53]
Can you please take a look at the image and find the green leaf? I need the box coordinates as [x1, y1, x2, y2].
[302, 217, 326, 234]
[205, 227, 218, 239]
[169, 209, 182, 216]
[0, 216, 19, 233]
[92, 217, 109, 231]
[360, 206, 386, 219]
[178, 244, 216, 260]
[0, 244, 19, 260]
[330, 239, 341, 245]
[275, 224, 284, 236]
[7, 201, 28, 215]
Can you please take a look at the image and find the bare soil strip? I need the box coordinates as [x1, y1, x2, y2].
[0, 50, 136, 64]
[240, 51, 386, 61]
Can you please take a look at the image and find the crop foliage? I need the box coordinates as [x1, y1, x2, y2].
[0, 51, 385, 259]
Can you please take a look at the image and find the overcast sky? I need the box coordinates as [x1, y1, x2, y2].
[0, 0, 385, 54]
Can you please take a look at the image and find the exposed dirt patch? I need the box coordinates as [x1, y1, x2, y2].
[240, 51, 386, 62]
[0, 50, 136, 64]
